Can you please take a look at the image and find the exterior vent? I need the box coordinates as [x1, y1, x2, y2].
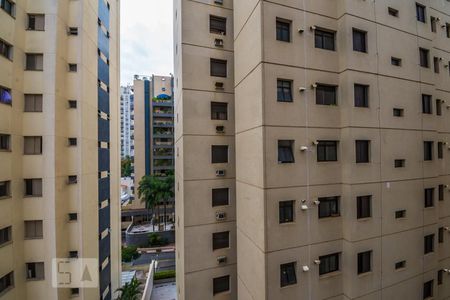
[215, 82, 224, 90]
[68, 27, 78, 35]
[216, 169, 226, 177]
[68, 175, 78, 184]
[214, 38, 224, 47]
[217, 256, 227, 264]
[214, 0, 223, 4]
[216, 211, 227, 221]
[216, 125, 225, 133]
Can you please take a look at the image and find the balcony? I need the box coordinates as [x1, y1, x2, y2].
[152, 112, 173, 118]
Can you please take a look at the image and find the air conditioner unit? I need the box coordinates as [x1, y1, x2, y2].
[312, 141, 319, 146]
[300, 146, 308, 151]
[215, 82, 224, 90]
[298, 28, 304, 34]
[314, 259, 321, 265]
[443, 268, 449, 273]
[302, 266, 310, 272]
[301, 204, 309, 211]
[299, 87, 306, 92]
[310, 25, 316, 31]
[216, 211, 227, 221]
[214, 39, 224, 47]
[217, 256, 227, 264]
[313, 200, 320, 205]
[311, 83, 318, 89]
[216, 125, 225, 133]
[216, 169, 226, 177]
[444, 227, 450, 231]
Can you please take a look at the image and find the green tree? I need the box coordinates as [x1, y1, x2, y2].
[121, 246, 140, 263]
[121, 156, 133, 177]
[115, 277, 141, 300]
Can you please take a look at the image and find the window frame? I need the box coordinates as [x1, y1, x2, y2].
[355, 140, 370, 163]
[213, 275, 230, 295]
[210, 58, 227, 78]
[278, 140, 295, 164]
[357, 250, 372, 275]
[419, 48, 430, 68]
[423, 280, 433, 299]
[319, 252, 340, 275]
[24, 178, 42, 197]
[0, 271, 14, 294]
[212, 188, 229, 207]
[27, 14, 45, 31]
[416, 3, 426, 23]
[26, 262, 45, 280]
[357, 195, 372, 219]
[25, 53, 43, 71]
[424, 188, 434, 208]
[276, 19, 291, 43]
[318, 196, 340, 219]
[0, 86, 12, 105]
[0, 38, 13, 61]
[211, 145, 228, 164]
[422, 94, 432, 114]
[24, 94, 43, 112]
[211, 102, 228, 120]
[280, 262, 297, 287]
[24, 220, 43, 239]
[0, 181, 11, 198]
[314, 28, 336, 51]
[212, 231, 229, 251]
[279, 200, 295, 224]
[352, 28, 367, 53]
[424, 234, 435, 254]
[354, 84, 369, 108]
[209, 15, 227, 35]
[316, 84, 337, 106]
[424, 141, 433, 161]
[316, 140, 338, 162]
[277, 79, 293, 102]
[24, 136, 42, 155]
[0, 226, 12, 246]
[0, 134, 10, 151]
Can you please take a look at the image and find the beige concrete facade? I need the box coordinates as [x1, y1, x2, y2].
[175, 0, 450, 299]
[0, 0, 121, 299]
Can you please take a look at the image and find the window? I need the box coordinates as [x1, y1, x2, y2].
[319, 253, 340, 275]
[438, 270, 444, 285]
[68, 213, 78, 221]
[352, 28, 367, 52]
[26, 262, 44, 280]
[212, 231, 229, 250]
[430, 17, 437, 32]
[0, 226, 11, 246]
[27, 14, 45, 31]
[422, 94, 432, 114]
[211, 145, 228, 163]
[0, 181, 10, 198]
[436, 99, 442, 116]
[210, 15, 226, 35]
[24, 179, 42, 197]
[0, 0, 15, 17]
[68, 138, 77, 146]
[71, 288, 79, 296]
[424, 188, 434, 208]
[277, 79, 293, 102]
[355, 140, 370, 163]
[280, 262, 297, 287]
[391, 57, 402, 66]
[393, 108, 404, 117]
[318, 196, 340, 218]
[357, 195, 372, 219]
[354, 84, 369, 107]
[439, 184, 444, 201]
[68, 176, 77, 184]
[424, 234, 434, 254]
[68, 63, 77, 72]
[278, 140, 294, 163]
[24, 94, 43, 112]
[388, 7, 399, 17]
[24, 220, 43, 239]
[212, 188, 229, 207]
[0, 86, 12, 105]
[317, 141, 338, 162]
[419, 48, 429, 68]
[211, 102, 227, 120]
[316, 84, 337, 105]
[213, 275, 229, 295]
[394, 159, 405, 168]
[424, 141, 433, 161]
[279, 200, 294, 224]
[210, 59, 227, 77]
[68, 27, 78, 35]
[395, 260, 406, 270]
[24, 136, 42, 155]
[423, 280, 433, 299]
[276, 19, 290, 42]
[0, 134, 10, 151]
[434, 57, 439, 73]
[0, 38, 12, 60]
[357, 251, 372, 274]
[25, 54, 43, 71]
[315, 28, 335, 51]
[69, 251, 78, 258]
[439, 227, 444, 243]
[68, 100, 77, 108]
[416, 3, 426, 23]
[395, 209, 406, 219]
[447, 23, 450, 38]
[0, 272, 13, 294]
[438, 142, 443, 159]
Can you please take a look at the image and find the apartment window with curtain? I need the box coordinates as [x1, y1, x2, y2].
[316, 84, 337, 105]
[354, 84, 369, 107]
[394, 159, 405, 168]
[439, 227, 444, 243]
[314, 28, 335, 51]
[24, 179, 42, 197]
[0, 0, 15, 17]
[0, 38, 12, 60]
[317, 141, 338, 162]
[430, 17, 437, 32]
[24, 94, 43, 112]
[276, 19, 291, 42]
[213, 275, 230, 295]
[391, 57, 402, 66]
[0, 226, 12, 246]
[27, 14, 45, 31]
[0, 86, 12, 105]
[434, 57, 439, 73]
[280, 262, 297, 287]
[356, 140, 370, 163]
[422, 94, 432, 114]
[24, 220, 43, 239]
[279, 200, 294, 224]
[211, 145, 228, 163]
[424, 141, 433, 161]
[419, 48, 429, 68]
[277, 79, 293, 102]
[278, 140, 294, 163]
[416, 3, 426, 22]
[424, 234, 434, 254]
[424, 188, 434, 208]
[212, 188, 229, 207]
[24, 136, 42, 155]
[211, 102, 227, 120]
[438, 142, 443, 159]
[319, 253, 340, 275]
[318, 196, 340, 218]
[357, 195, 372, 219]
[352, 28, 367, 52]
[436, 99, 442, 116]
[212, 231, 229, 250]
[423, 280, 433, 299]
[210, 59, 227, 77]
[25, 54, 43, 71]
[0, 181, 10, 198]
[357, 251, 372, 274]
[0, 134, 10, 151]
[26, 262, 44, 280]
[210, 15, 226, 35]
[439, 184, 444, 201]
[0, 271, 14, 294]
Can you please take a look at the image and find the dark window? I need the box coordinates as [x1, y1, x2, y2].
[210, 15, 226, 35]
[26, 54, 43, 71]
[68, 138, 77, 146]
[394, 159, 405, 168]
[24, 94, 43, 112]
[395, 210, 406, 219]
[0, 0, 15, 17]
[212, 231, 229, 250]
[68, 100, 77, 108]
[68, 63, 77, 72]
[319, 253, 340, 275]
[447, 23, 450, 38]
[423, 280, 433, 299]
[277, 79, 293, 102]
[424, 188, 434, 208]
[212, 188, 229, 207]
[24, 136, 42, 155]
[434, 57, 439, 73]
[68, 27, 78, 35]
[416, 3, 426, 23]
[439, 184, 444, 201]
[430, 17, 436, 32]
[69, 251, 78, 258]
[0, 226, 12, 246]
[0, 271, 13, 294]
[314, 28, 335, 51]
[24, 179, 42, 197]
[316, 84, 337, 105]
[357, 251, 372, 274]
[419, 48, 429, 68]
[279, 200, 294, 224]
[352, 28, 367, 52]
[68, 213, 77, 221]
[393, 108, 404, 117]
[424, 234, 434, 254]
[211, 102, 228, 120]
[276, 19, 290, 42]
[27, 14, 45, 31]
[213, 275, 230, 295]
[210, 59, 227, 77]
[0, 86, 12, 105]
[0, 38, 12, 60]
[26, 262, 44, 280]
[436, 99, 442, 116]
[0, 134, 10, 151]
[357, 195, 372, 219]
[356, 140, 370, 163]
[280, 262, 297, 287]
[388, 7, 398, 17]
[0, 181, 10, 198]
[424, 141, 433, 161]
[439, 227, 444, 243]
[395, 260, 406, 270]
[391, 57, 402, 66]
[71, 288, 79, 295]
[278, 140, 294, 163]
[354, 84, 369, 107]
[318, 196, 340, 218]
[422, 94, 432, 114]
[24, 220, 43, 239]
[317, 141, 338, 162]
[211, 145, 228, 163]
[68, 176, 77, 184]
[438, 142, 443, 159]
[438, 270, 444, 285]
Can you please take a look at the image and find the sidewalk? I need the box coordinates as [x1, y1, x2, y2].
[150, 281, 176, 300]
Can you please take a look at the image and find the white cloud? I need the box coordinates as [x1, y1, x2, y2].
[120, 0, 174, 86]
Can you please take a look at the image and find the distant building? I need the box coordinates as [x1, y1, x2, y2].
[120, 85, 134, 158]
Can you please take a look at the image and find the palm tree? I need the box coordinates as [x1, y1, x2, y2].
[115, 277, 141, 300]
[138, 175, 159, 230]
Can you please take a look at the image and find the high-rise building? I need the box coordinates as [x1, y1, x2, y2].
[0, 0, 120, 299]
[120, 85, 134, 159]
[174, 0, 450, 299]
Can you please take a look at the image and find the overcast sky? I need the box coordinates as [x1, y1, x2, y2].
[120, 0, 174, 86]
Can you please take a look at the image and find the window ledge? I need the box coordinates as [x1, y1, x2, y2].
[319, 270, 341, 279]
[23, 195, 43, 198]
[357, 271, 373, 278]
[0, 196, 12, 200]
[24, 69, 44, 72]
[280, 282, 298, 290]
[357, 217, 372, 222]
[0, 285, 14, 297]
[0, 149, 12, 152]
[24, 237, 43, 240]
[279, 221, 295, 226]
[26, 278, 45, 281]
[213, 290, 231, 297]
[0, 241, 12, 249]
[394, 267, 406, 273]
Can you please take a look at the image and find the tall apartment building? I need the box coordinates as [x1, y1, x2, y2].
[120, 85, 134, 159]
[175, 0, 450, 299]
[0, 0, 120, 299]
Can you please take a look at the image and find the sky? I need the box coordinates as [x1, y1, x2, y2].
[120, 0, 174, 86]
